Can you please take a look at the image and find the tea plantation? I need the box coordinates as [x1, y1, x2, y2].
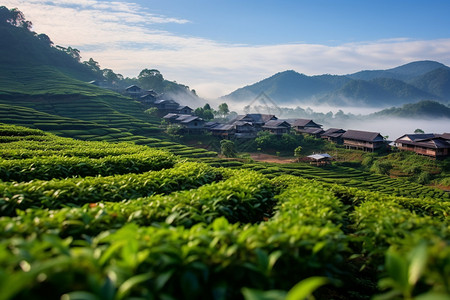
[0, 123, 448, 300]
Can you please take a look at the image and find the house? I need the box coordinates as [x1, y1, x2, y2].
[307, 153, 332, 166]
[176, 106, 193, 115]
[342, 130, 385, 152]
[291, 119, 323, 137]
[154, 99, 180, 115]
[177, 115, 204, 133]
[162, 113, 180, 123]
[210, 124, 236, 138]
[204, 121, 221, 129]
[125, 85, 142, 98]
[262, 120, 291, 135]
[163, 114, 204, 133]
[235, 121, 257, 138]
[439, 133, 450, 141]
[321, 128, 346, 144]
[234, 114, 278, 128]
[139, 93, 158, 105]
[395, 134, 450, 158]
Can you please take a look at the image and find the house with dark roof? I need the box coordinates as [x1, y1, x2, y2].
[342, 130, 385, 152]
[176, 106, 193, 115]
[154, 99, 181, 115]
[234, 114, 278, 127]
[162, 113, 204, 133]
[262, 120, 291, 135]
[321, 128, 346, 144]
[139, 93, 158, 105]
[291, 119, 323, 137]
[210, 124, 236, 138]
[125, 85, 142, 98]
[235, 121, 257, 138]
[439, 133, 450, 141]
[395, 134, 450, 158]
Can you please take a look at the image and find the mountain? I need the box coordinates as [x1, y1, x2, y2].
[369, 100, 450, 119]
[225, 70, 351, 103]
[222, 61, 450, 107]
[409, 67, 450, 99]
[348, 60, 449, 81]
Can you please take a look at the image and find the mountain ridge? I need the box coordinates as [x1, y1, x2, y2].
[222, 60, 450, 107]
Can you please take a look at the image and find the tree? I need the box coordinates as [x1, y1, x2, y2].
[144, 107, 158, 117]
[294, 146, 302, 158]
[0, 7, 32, 30]
[220, 140, 235, 158]
[217, 103, 230, 118]
[84, 58, 101, 74]
[138, 69, 164, 90]
[37, 33, 53, 47]
[414, 128, 425, 134]
[103, 69, 119, 85]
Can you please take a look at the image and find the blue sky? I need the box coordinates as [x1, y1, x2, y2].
[143, 0, 450, 45]
[4, 0, 450, 98]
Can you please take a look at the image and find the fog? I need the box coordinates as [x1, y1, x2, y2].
[218, 100, 450, 140]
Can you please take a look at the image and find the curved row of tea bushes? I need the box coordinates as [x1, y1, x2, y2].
[0, 151, 176, 182]
[0, 162, 222, 215]
[0, 169, 274, 238]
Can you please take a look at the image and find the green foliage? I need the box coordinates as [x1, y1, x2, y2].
[194, 105, 215, 120]
[220, 139, 236, 157]
[255, 132, 301, 152]
[216, 102, 230, 118]
[370, 160, 393, 175]
[294, 146, 302, 158]
[0, 162, 221, 214]
[144, 107, 158, 117]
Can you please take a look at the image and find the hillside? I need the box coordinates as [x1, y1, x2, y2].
[0, 123, 449, 299]
[222, 60, 450, 107]
[0, 6, 216, 160]
[369, 100, 450, 119]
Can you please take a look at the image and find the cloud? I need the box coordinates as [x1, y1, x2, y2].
[3, 0, 450, 99]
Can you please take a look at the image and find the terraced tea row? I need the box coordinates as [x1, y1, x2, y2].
[0, 162, 221, 215]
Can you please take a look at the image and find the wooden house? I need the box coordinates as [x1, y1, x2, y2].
[234, 114, 278, 128]
[176, 106, 193, 115]
[178, 115, 204, 133]
[321, 128, 346, 144]
[291, 119, 323, 137]
[262, 120, 291, 135]
[235, 121, 257, 138]
[342, 130, 385, 152]
[395, 134, 450, 159]
[154, 99, 180, 115]
[162, 113, 180, 123]
[210, 124, 236, 138]
[125, 85, 142, 98]
[139, 93, 157, 105]
[163, 114, 204, 133]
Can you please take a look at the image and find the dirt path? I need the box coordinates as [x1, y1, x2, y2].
[249, 153, 295, 164]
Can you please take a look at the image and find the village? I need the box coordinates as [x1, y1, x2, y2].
[123, 84, 450, 160]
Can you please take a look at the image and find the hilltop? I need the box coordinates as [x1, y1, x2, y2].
[369, 100, 450, 119]
[222, 61, 450, 107]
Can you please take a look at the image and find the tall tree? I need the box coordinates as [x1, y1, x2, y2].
[138, 69, 164, 90]
[217, 103, 230, 118]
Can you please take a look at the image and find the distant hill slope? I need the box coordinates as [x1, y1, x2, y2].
[222, 61, 450, 107]
[348, 60, 449, 81]
[369, 100, 450, 119]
